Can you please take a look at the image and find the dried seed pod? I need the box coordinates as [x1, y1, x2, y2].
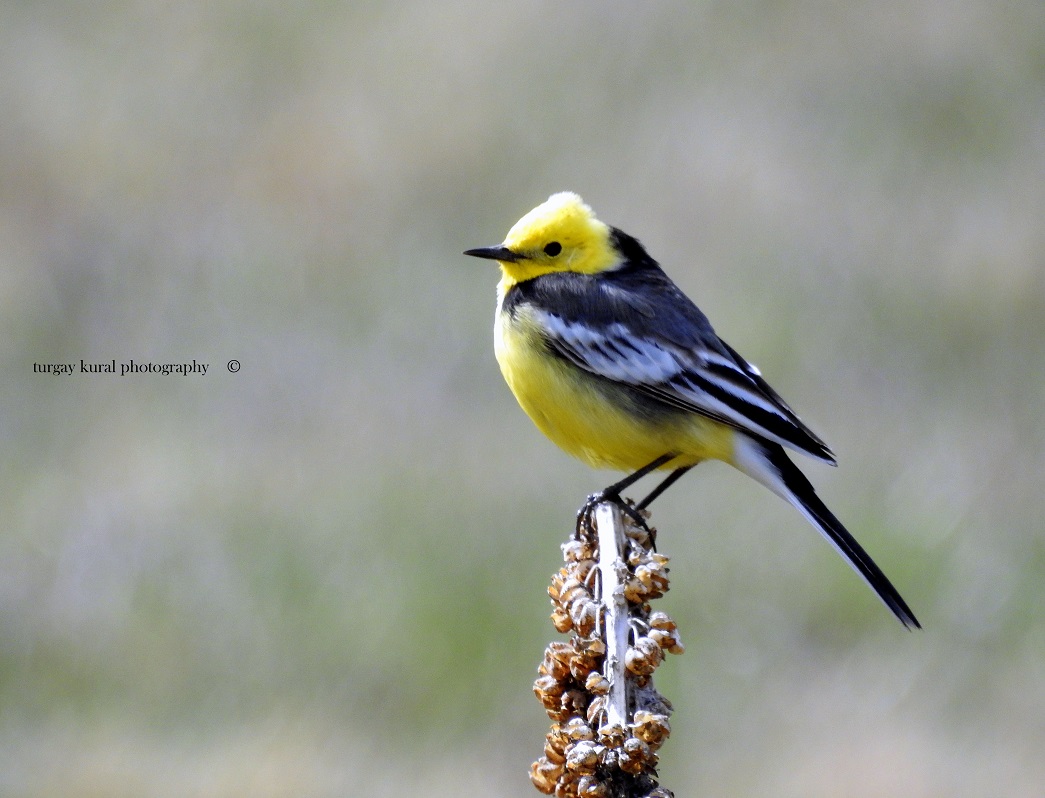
[559, 577, 590, 607]
[585, 695, 607, 726]
[569, 598, 598, 637]
[547, 640, 574, 662]
[575, 637, 606, 658]
[618, 736, 654, 775]
[631, 710, 671, 749]
[647, 610, 676, 632]
[647, 627, 674, 650]
[563, 717, 595, 741]
[634, 563, 655, 587]
[530, 756, 563, 794]
[541, 658, 570, 683]
[562, 539, 595, 562]
[539, 672, 564, 697]
[623, 577, 647, 603]
[625, 637, 664, 676]
[617, 753, 644, 775]
[547, 722, 571, 752]
[635, 636, 663, 659]
[549, 569, 567, 599]
[545, 706, 570, 723]
[647, 578, 669, 598]
[633, 563, 668, 598]
[622, 735, 647, 756]
[543, 642, 574, 680]
[564, 740, 603, 774]
[534, 674, 565, 711]
[575, 774, 608, 797]
[569, 655, 597, 682]
[650, 566, 670, 588]
[647, 626, 685, 655]
[551, 606, 574, 633]
[554, 771, 580, 798]
[584, 671, 610, 696]
[573, 558, 597, 583]
[545, 736, 567, 765]
[596, 721, 627, 748]
[645, 627, 667, 646]
[569, 640, 604, 680]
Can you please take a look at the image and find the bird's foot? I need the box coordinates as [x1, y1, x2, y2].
[575, 490, 656, 548]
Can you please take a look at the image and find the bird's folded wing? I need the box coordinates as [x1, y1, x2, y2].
[528, 289, 836, 465]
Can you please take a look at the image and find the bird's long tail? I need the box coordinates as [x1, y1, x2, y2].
[732, 436, 920, 629]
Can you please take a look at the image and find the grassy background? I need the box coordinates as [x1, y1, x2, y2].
[2, 2, 1043, 796]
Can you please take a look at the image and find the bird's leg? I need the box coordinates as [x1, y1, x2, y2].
[575, 453, 676, 540]
[635, 466, 693, 511]
[602, 453, 677, 498]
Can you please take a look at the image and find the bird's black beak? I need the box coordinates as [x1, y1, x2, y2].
[463, 245, 523, 263]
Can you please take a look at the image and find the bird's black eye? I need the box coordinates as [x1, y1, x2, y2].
[543, 241, 562, 257]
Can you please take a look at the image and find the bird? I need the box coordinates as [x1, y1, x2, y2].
[464, 191, 919, 629]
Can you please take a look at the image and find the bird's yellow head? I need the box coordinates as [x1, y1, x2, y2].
[464, 192, 619, 285]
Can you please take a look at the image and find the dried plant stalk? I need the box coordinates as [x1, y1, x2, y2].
[530, 501, 682, 798]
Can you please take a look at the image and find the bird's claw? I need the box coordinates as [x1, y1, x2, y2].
[575, 490, 657, 547]
[574, 491, 606, 538]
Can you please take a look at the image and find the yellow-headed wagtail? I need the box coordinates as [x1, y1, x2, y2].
[466, 192, 918, 628]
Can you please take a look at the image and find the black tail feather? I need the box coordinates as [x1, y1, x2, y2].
[760, 443, 920, 630]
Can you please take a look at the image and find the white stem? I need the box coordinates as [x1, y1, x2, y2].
[595, 501, 630, 730]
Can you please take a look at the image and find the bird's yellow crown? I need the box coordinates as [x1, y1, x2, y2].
[496, 192, 619, 285]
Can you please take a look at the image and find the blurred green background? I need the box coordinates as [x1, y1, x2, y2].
[2, 2, 1043, 796]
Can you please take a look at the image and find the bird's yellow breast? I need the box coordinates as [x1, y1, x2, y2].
[495, 286, 735, 472]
